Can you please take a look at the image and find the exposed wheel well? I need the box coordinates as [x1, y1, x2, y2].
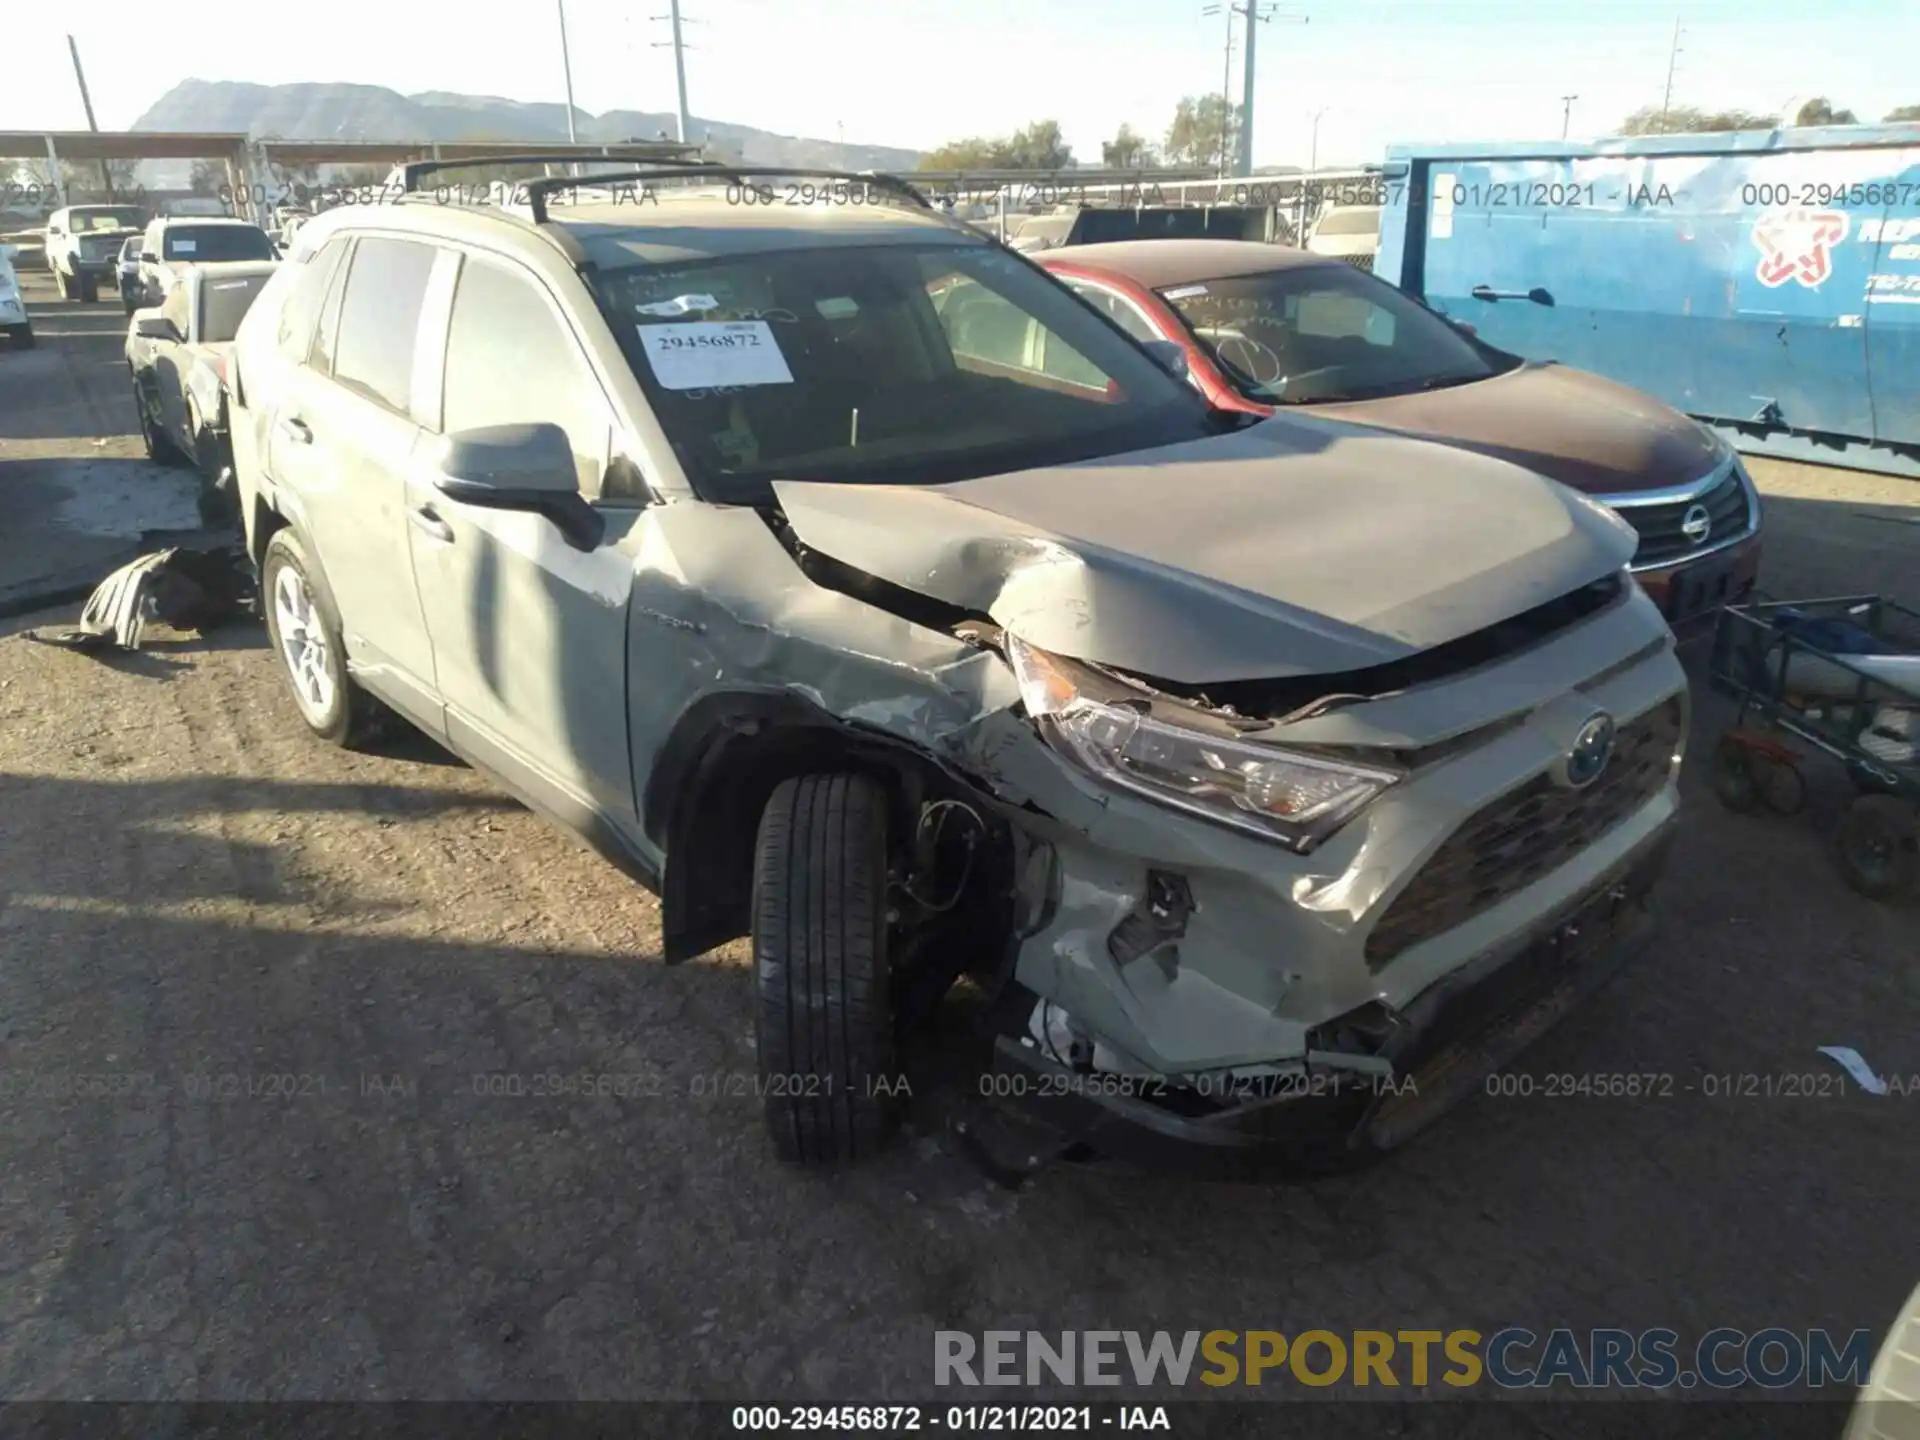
[651, 692, 1014, 969]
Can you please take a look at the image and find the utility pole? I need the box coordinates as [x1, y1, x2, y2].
[1309, 105, 1329, 172]
[1560, 94, 1578, 140]
[556, 0, 580, 143]
[66, 35, 116, 202]
[1236, 4, 1306, 178]
[653, 1, 695, 146]
[1659, 18, 1683, 127]
[1200, 3, 1237, 177]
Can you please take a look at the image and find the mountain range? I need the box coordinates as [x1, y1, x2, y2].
[130, 80, 922, 174]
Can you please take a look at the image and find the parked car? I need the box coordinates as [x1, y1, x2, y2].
[0, 242, 33, 350]
[126, 261, 279, 477]
[116, 236, 144, 311]
[44, 203, 147, 301]
[1, 227, 48, 270]
[1039, 239, 1763, 626]
[1304, 203, 1382, 269]
[229, 169, 1685, 1173]
[131, 216, 276, 309]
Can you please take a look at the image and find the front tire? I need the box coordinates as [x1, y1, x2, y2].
[260, 529, 390, 749]
[56, 269, 76, 301]
[752, 773, 902, 1165]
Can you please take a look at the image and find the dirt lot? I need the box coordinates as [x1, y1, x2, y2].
[1, 269, 1917, 1424]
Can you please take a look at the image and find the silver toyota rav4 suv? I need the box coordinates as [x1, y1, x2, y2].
[228, 159, 1688, 1175]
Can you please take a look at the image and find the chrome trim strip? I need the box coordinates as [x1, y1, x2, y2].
[1597, 453, 1736, 509]
[1601, 456, 1759, 573]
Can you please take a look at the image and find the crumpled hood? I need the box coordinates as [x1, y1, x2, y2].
[772, 413, 1637, 684]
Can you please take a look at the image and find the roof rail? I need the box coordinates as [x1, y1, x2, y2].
[519, 164, 934, 225]
[396, 153, 734, 193]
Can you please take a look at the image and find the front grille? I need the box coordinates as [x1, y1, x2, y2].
[1619, 469, 1751, 568]
[1364, 698, 1683, 969]
[1343, 252, 1376, 273]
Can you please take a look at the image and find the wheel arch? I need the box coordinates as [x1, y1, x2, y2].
[647, 688, 983, 965]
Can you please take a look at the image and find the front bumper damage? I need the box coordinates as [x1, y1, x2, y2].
[984, 820, 1674, 1178]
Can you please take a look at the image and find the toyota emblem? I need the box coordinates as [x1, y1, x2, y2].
[1681, 503, 1713, 546]
[1561, 713, 1616, 790]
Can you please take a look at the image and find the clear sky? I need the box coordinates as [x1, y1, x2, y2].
[5, 0, 1914, 169]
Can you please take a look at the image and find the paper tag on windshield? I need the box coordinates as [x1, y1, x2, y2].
[636, 293, 721, 317]
[173, 240, 197, 254]
[1163, 284, 1208, 300]
[638, 321, 794, 390]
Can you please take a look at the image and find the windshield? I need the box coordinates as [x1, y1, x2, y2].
[1158, 263, 1511, 405]
[198, 273, 274, 343]
[72, 208, 145, 233]
[1314, 207, 1380, 237]
[592, 240, 1220, 503]
[162, 225, 275, 262]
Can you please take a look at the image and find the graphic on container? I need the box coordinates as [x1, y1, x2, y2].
[1752, 209, 1851, 288]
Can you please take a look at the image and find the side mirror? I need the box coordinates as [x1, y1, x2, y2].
[1142, 338, 1190, 383]
[436, 423, 605, 552]
[140, 252, 158, 263]
[1447, 317, 1478, 337]
[133, 313, 176, 341]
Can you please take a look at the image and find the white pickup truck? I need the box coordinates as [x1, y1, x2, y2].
[44, 203, 148, 302]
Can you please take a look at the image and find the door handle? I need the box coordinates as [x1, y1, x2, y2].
[1470, 284, 1556, 307]
[408, 504, 455, 544]
[276, 416, 312, 445]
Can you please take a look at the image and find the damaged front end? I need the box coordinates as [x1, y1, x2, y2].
[637, 426, 1684, 1176]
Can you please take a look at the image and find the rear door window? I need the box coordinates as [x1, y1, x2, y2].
[328, 237, 437, 414]
[277, 236, 348, 363]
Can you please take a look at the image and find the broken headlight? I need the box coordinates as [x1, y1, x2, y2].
[1006, 636, 1400, 853]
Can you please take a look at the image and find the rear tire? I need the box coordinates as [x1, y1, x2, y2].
[260, 529, 392, 750]
[752, 773, 902, 1165]
[56, 269, 76, 301]
[79, 274, 99, 304]
[1833, 795, 1917, 901]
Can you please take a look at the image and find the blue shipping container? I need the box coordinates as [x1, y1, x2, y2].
[1375, 125, 1920, 477]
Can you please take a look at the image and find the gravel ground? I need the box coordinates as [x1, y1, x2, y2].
[1, 269, 1916, 1427]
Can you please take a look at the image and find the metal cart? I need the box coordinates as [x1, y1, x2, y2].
[1707, 595, 1920, 900]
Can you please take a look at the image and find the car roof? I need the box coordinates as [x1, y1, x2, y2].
[551, 193, 981, 266]
[158, 216, 263, 228]
[301, 188, 984, 270]
[1040, 239, 1341, 288]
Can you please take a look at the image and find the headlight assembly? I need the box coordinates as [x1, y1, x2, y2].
[1005, 635, 1401, 853]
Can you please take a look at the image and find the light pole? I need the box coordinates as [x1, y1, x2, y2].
[557, 0, 579, 143]
[1309, 105, 1329, 172]
[1200, 3, 1236, 177]
[1560, 94, 1578, 139]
